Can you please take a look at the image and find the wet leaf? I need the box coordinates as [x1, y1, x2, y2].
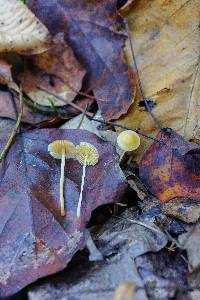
[0, 0, 51, 54]
[118, 0, 200, 160]
[28, 0, 136, 120]
[139, 129, 200, 203]
[19, 33, 86, 107]
[0, 129, 127, 297]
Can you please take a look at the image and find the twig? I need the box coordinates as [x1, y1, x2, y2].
[77, 105, 88, 129]
[0, 87, 24, 162]
[124, 19, 162, 131]
[114, 215, 164, 235]
[37, 86, 93, 117]
[90, 117, 164, 144]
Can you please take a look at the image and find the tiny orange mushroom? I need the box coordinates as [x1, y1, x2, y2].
[48, 140, 76, 217]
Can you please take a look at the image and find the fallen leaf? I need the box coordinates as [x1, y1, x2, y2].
[0, 59, 18, 91]
[135, 249, 188, 300]
[118, 0, 200, 159]
[19, 33, 86, 107]
[61, 114, 102, 137]
[0, 0, 51, 54]
[162, 198, 200, 223]
[139, 129, 200, 203]
[28, 208, 167, 300]
[179, 225, 200, 271]
[28, 0, 136, 120]
[0, 128, 127, 297]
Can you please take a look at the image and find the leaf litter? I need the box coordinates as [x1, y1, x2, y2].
[0, 0, 200, 299]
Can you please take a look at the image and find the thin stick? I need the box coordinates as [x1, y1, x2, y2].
[90, 117, 164, 144]
[114, 215, 164, 235]
[60, 148, 66, 217]
[37, 86, 93, 118]
[77, 105, 88, 129]
[125, 19, 162, 131]
[0, 88, 24, 162]
[77, 156, 87, 218]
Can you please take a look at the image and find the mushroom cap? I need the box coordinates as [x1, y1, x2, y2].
[75, 142, 99, 166]
[117, 130, 140, 152]
[0, 0, 51, 55]
[48, 140, 76, 159]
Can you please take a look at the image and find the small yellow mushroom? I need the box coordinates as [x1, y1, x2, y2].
[75, 142, 99, 218]
[117, 130, 140, 152]
[48, 140, 76, 217]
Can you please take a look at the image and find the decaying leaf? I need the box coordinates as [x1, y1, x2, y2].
[0, 59, 18, 91]
[179, 226, 200, 271]
[162, 198, 200, 223]
[0, 0, 51, 54]
[139, 129, 200, 203]
[135, 249, 188, 300]
[29, 0, 136, 120]
[118, 0, 200, 159]
[19, 33, 86, 107]
[0, 129, 127, 297]
[28, 209, 167, 300]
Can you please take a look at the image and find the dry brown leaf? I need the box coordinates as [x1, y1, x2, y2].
[118, 0, 200, 160]
[29, 0, 136, 120]
[0, 0, 51, 54]
[19, 33, 86, 107]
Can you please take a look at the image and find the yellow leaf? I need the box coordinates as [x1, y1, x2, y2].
[118, 0, 200, 160]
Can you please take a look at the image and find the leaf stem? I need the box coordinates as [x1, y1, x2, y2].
[90, 117, 164, 144]
[0, 87, 24, 162]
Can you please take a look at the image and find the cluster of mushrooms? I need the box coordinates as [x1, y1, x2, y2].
[48, 130, 140, 218]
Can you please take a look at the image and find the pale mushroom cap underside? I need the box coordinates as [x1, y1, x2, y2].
[117, 130, 140, 151]
[76, 142, 99, 166]
[48, 140, 76, 159]
[0, 0, 51, 54]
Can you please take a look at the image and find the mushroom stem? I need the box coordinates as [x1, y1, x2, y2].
[77, 156, 87, 218]
[60, 148, 66, 217]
